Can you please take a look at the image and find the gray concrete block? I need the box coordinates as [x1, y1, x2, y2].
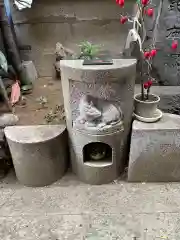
[128, 113, 180, 182]
[4, 125, 68, 187]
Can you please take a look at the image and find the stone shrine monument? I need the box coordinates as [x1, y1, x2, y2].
[60, 59, 137, 184]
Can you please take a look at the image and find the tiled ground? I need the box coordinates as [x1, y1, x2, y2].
[0, 170, 180, 239]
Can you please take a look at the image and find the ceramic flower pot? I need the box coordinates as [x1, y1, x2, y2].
[134, 93, 160, 119]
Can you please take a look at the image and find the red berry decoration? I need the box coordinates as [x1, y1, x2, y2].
[150, 49, 157, 57]
[144, 51, 150, 59]
[117, 0, 125, 7]
[142, 0, 149, 6]
[147, 8, 154, 17]
[171, 40, 178, 50]
[144, 82, 149, 89]
[120, 16, 128, 24]
[147, 80, 153, 87]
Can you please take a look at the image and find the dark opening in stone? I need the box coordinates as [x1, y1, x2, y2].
[83, 142, 112, 166]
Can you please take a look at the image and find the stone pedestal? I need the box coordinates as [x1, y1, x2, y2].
[128, 113, 180, 182]
[71, 123, 124, 185]
[60, 59, 137, 184]
[4, 125, 68, 187]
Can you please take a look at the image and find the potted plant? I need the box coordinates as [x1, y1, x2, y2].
[115, 0, 177, 122]
[78, 41, 100, 60]
[134, 80, 161, 120]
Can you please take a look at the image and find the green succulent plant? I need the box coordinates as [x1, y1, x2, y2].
[78, 41, 100, 60]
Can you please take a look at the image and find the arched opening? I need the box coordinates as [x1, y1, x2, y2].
[83, 142, 112, 166]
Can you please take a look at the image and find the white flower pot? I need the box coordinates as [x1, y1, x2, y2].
[134, 93, 160, 118]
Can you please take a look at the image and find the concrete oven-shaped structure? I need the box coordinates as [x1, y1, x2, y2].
[60, 59, 136, 184]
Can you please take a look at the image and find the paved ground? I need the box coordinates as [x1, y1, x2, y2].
[0, 170, 179, 240]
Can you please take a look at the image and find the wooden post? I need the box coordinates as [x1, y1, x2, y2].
[0, 3, 22, 83]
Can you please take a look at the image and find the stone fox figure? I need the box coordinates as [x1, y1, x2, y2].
[54, 42, 74, 79]
[77, 95, 123, 125]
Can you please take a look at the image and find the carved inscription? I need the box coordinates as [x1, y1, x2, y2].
[149, 0, 180, 84]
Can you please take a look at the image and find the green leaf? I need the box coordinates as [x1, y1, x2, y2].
[78, 41, 100, 58]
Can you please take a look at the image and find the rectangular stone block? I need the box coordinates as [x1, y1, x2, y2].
[128, 113, 180, 182]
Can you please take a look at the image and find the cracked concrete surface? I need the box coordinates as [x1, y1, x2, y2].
[0, 170, 180, 239]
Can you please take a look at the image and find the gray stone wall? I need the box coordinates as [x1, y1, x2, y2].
[12, 0, 180, 85]
[11, 0, 134, 76]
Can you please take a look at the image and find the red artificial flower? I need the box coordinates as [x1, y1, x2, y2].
[141, 0, 149, 6]
[144, 51, 150, 59]
[171, 40, 178, 50]
[120, 16, 128, 24]
[147, 80, 153, 87]
[117, 0, 125, 7]
[147, 8, 154, 17]
[150, 49, 157, 57]
[144, 82, 149, 89]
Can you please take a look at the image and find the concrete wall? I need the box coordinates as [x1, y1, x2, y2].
[11, 0, 134, 76]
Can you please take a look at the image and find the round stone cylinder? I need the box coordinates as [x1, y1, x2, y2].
[4, 125, 68, 187]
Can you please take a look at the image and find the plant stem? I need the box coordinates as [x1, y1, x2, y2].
[147, 87, 150, 100]
[141, 70, 144, 101]
[139, 6, 145, 101]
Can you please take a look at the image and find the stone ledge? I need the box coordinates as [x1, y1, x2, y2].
[14, 18, 122, 25]
[135, 85, 180, 96]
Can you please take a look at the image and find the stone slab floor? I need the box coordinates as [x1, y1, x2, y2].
[0, 170, 180, 240]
